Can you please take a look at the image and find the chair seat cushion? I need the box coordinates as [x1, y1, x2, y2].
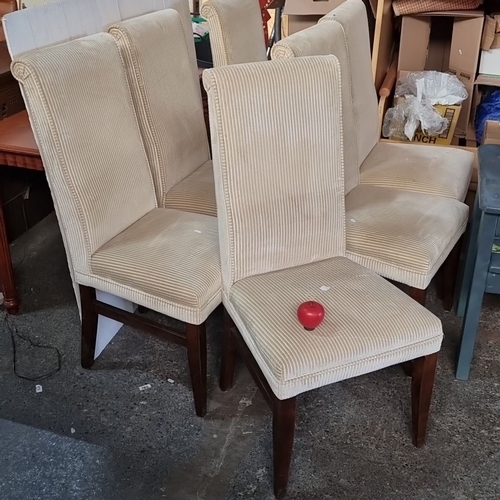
[346, 185, 469, 289]
[360, 142, 474, 201]
[228, 256, 442, 400]
[89, 208, 221, 324]
[164, 160, 217, 217]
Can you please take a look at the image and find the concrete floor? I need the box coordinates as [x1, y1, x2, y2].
[1, 214, 500, 500]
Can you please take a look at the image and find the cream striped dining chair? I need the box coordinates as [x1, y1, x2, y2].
[109, 8, 217, 218]
[201, 0, 267, 66]
[203, 55, 443, 499]
[271, 0, 471, 311]
[12, 32, 221, 417]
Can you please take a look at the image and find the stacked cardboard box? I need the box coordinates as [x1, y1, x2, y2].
[475, 15, 500, 145]
[283, 0, 345, 35]
[398, 11, 484, 140]
[479, 14, 500, 76]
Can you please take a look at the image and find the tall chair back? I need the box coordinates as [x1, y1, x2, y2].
[11, 34, 156, 278]
[110, 10, 210, 206]
[319, 0, 378, 167]
[272, 0, 379, 194]
[201, 0, 267, 67]
[203, 55, 345, 289]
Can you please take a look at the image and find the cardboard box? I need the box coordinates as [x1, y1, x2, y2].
[481, 14, 500, 50]
[284, 0, 344, 35]
[391, 97, 461, 145]
[479, 14, 500, 76]
[284, 0, 344, 16]
[398, 11, 484, 138]
[286, 15, 322, 35]
[482, 119, 500, 144]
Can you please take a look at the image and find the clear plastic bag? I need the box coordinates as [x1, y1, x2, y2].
[395, 71, 468, 105]
[383, 71, 468, 140]
[383, 95, 449, 141]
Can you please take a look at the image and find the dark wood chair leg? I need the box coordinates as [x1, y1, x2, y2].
[80, 285, 98, 369]
[273, 397, 297, 500]
[408, 287, 427, 306]
[401, 360, 414, 377]
[0, 201, 19, 314]
[442, 239, 462, 312]
[411, 352, 438, 448]
[220, 308, 237, 392]
[227, 324, 296, 497]
[186, 322, 207, 417]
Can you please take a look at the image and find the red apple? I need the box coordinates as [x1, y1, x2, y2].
[297, 301, 325, 331]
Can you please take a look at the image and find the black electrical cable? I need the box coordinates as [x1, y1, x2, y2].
[3, 310, 62, 381]
[2, 192, 60, 381]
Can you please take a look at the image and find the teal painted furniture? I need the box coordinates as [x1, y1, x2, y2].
[456, 144, 500, 380]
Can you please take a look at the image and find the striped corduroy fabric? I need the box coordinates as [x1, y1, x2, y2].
[345, 185, 469, 289]
[227, 257, 443, 400]
[318, 0, 379, 169]
[203, 56, 346, 289]
[206, 55, 443, 401]
[271, 21, 360, 194]
[201, 0, 267, 67]
[109, 10, 210, 208]
[359, 142, 474, 202]
[164, 160, 217, 217]
[11, 33, 157, 277]
[271, 0, 471, 291]
[273, 0, 474, 202]
[90, 209, 221, 325]
[12, 33, 222, 325]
